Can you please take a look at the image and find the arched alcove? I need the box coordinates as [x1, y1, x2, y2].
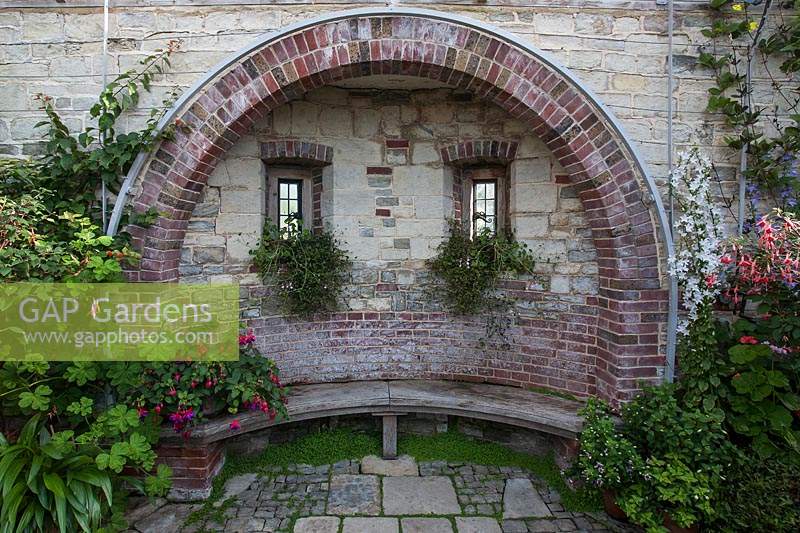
[115, 9, 672, 403]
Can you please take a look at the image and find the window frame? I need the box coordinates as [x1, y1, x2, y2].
[471, 179, 498, 235]
[266, 166, 313, 231]
[461, 165, 509, 236]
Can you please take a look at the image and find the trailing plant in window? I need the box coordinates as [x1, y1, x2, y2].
[251, 219, 352, 317]
[428, 220, 535, 342]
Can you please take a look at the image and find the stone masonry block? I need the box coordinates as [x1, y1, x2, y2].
[220, 189, 262, 214]
[393, 166, 443, 196]
[513, 184, 558, 213]
[216, 214, 262, 234]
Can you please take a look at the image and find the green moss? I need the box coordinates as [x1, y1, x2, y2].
[524, 385, 581, 403]
[187, 426, 599, 529]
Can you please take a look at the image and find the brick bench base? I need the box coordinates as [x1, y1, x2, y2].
[155, 441, 226, 501]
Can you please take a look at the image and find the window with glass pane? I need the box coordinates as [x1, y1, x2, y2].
[278, 178, 303, 230]
[472, 180, 497, 234]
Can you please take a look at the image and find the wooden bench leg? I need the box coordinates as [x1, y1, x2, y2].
[382, 414, 397, 459]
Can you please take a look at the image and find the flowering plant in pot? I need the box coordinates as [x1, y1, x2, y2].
[114, 332, 287, 438]
[574, 398, 641, 520]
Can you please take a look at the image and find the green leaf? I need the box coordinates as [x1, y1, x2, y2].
[767, 405, 793, 431]
[729, 344, 771, 363]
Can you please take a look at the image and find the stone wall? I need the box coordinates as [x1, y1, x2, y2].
[1, 1, 774, 399]
[3, 0, 790, 207]
[178, 85, 602, 396]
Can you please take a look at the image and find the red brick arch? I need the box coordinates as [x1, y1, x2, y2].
[440, 140, 519, 165]
[126, 12, 667, 403]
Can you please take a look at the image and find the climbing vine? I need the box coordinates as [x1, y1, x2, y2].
[699, 0, 800, 227]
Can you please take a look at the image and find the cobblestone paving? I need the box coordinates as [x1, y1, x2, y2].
[126, 458, 639, 533]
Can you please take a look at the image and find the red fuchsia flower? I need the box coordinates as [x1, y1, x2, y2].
[137, 407, 149, 419]
[191, 380, 198, 389]
[174, 372, 182, 382]
[205, 379, 213, 389]
[739, 336, 759, 345]
[229, 419, 241, 431]
[168, 406, 195, 433]
[239, 331, 256, 346]
[167, 388, 177, 397]
[154, 403, 163, 414]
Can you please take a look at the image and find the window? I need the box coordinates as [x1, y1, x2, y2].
[472, 180, 497, 234]
[460, 166, 507, 236]
[266, 167, 313, 232]
[278, 178, 303, 230]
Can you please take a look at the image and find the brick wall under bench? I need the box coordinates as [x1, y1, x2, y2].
[155, 441, 226, 501]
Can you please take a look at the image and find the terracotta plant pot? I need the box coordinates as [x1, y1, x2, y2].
[602, 490, 627, 521]
[663, 513, 699, 533]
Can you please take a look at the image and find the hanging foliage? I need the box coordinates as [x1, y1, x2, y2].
[427, 220, 535, 343]
[251, 219, 352, 317]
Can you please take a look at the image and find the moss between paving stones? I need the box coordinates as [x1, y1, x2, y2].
[184, 428, 600, 530]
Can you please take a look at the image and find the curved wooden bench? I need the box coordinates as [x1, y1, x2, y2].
[159, 380, 585, 500]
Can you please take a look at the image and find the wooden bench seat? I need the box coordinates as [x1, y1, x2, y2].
[158, 380, 586, 500]
[166, 380, 584, 454]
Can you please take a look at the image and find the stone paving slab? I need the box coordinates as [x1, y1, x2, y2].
[341, 517, 399, 533]
[383, 476, 461, 515]
[401, 517, 454, 533]
[503, 478, 552, 518]
[361, 454, 419, 476]
[455, 517, 503, 533]
[293, 516, 340, 533]
[326, 475, 380, 516]
[142, 458, 637, 532]
[215, 473, 258, 507]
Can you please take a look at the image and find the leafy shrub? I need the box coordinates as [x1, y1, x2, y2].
[574, 386, 737, 531]
[251, 220, 351, 317]
[112, 335, 288, 436]
[0, 194, 137, 281]
[713, 454, 800, 532]
[0, 413, 170, 533]
[619, 454, 715, 532]
[714, 212, 800, 456]
[573, 398, 641, 491]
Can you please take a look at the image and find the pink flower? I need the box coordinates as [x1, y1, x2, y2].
[229, 419, 241, 431]
[739, 336, 759, 345]
[238, 331, 256, 346]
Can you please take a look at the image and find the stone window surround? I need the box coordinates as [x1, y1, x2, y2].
[441, 140, 518, 234]
[460, 165, 509, 235]
[261, 140, 332, 232]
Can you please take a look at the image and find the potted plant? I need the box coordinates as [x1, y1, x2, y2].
[617, 454, 713, 533]
[574, 398, 641, 520]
